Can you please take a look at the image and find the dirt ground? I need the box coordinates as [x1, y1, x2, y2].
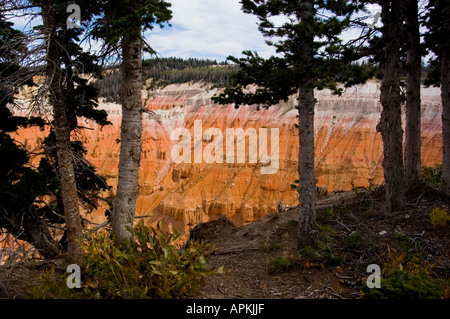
[1, 185, 449, 299]
[192, 185, 450, 299]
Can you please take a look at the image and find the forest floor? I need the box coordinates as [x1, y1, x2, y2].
[192, 184, 450, 299]
[0, 184, 449, 299]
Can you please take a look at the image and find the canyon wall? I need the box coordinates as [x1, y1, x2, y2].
[11, 81, 443, 236]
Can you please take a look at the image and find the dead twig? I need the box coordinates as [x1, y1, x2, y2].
[350, 277, 363, 287]
[212, 248, 261, 256]
[217, 283, 228, 296]
[329, 288, 345, 299]
[335, 272, 354, 280]
[335, 217, 353, 233]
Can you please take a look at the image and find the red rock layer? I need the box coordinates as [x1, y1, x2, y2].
[10, 81, 443, 236]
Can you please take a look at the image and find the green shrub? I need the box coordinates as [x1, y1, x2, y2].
[345, 232, 363, 251]
[422, 165, 442, 186]
[362, 270, 446, 299]
[30, 221, 212, 299]
[261, 241, 282, 252]
[430, 206, 450, 229]
[350, 180, 359, 196]
[29, 267, 81, 299]
[362, 235, 449, 299]
[381, 235, 424, 275]
[297, 245, 343, 266]
[317, 208, 336, 222]
[296, 225, 343, 267]
[298, 246, 319, 259]
[269, 256, 295, 274]
[321, 248, 343, 266]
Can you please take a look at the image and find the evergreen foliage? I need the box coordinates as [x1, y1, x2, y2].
[95, 57, 235, 103]
[0, 14, 53, 247]
[213, 0, 375, 108]
[362, 269, 447, 299]
[0, 7, 111, 258]
[89, 0, 172, 48]
[211, 0, 375, 249]
[423, 0, 450, 87]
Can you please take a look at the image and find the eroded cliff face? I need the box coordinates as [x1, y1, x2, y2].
[10, 81, 443, 236]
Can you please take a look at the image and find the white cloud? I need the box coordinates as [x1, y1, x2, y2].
[144, 0, 277, 61]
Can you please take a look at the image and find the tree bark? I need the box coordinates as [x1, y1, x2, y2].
[442, 3, 450, 195]
[40, 0, 85, 267]
[377, 0, 406, 213]
[8, 215, 60, 259]
[112, 26, 143, 245]
[297, 86, 319, 248]
[297, 0, 318, 248]
[404, 0, 422, 189]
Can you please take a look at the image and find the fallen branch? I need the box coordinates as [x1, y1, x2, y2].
[350, 277, 362, 287]
[88, 215, 153, 233]
[212, 248, 261, 256]
[335, 272, 354, 280]
[328, 288, 345, 299]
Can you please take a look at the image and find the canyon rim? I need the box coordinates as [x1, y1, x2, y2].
[10, 80, 443, 237]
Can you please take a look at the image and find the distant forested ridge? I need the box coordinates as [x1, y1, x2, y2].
[96, 57, 237, 103]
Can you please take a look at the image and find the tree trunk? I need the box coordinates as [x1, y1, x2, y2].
[112, 27, 143, 245]
[297, 86, 319, 248]
[40, 0, 85, 267]
[377, 0, 406, 213]
[442, 4, 450, 195]
[297, 0, 318, 248]
[404, 0, 422, 189]
[8, 216, 60, 259]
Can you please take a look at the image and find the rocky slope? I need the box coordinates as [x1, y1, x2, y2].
[10, 81, 443, 236]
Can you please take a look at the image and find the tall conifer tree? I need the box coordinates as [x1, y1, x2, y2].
[375, 0, 407, 212]
[404, 0, 422, 189]
[424, 0, 450, 196]
[1, 1, 110, 263]
[91, 0, 172, 244]
[214, 0, 374, 248]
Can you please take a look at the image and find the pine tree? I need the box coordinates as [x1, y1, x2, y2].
[90, 0, 172, 245]
[404, 0, 422, 189]
[375, 0, 407, 212]
[1, 1, 111, 263]
[214, 0, 374, 248]
[0, 13, 61, 259]
[38, 0, 88, 266]
[424, 0, 450, 196]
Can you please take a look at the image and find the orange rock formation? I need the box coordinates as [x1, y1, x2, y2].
[10, 81, 443, 236]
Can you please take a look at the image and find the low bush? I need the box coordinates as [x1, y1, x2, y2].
[30, 220, 212, 299]
[430, 206, 449, 229]
[422, 165, 442, 186]
[345, 232, 363, 251]
[269, 256, 295, 274]
[362, 269, 447, 299]
[297, 245, 343, 267]
[362, 234, 449, 299]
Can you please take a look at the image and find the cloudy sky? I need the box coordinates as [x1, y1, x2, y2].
[144, 1, 382, 62]
[144, 0, 277, 62]
[9, 0, 276, 62]
[9, 0, 382, 63]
